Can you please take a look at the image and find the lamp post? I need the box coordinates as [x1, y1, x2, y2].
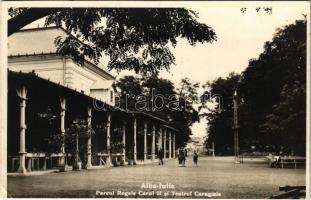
[233, 90, 240, 164]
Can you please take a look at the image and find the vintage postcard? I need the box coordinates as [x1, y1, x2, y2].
[0, 1, 310, 199]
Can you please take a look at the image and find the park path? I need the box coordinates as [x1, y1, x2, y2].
[7, 156, 305, 198]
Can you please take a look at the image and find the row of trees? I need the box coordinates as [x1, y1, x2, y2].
[204, 19, 306, 156]
[114, 75, 200, 148]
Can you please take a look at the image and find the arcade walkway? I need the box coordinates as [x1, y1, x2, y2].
[7, 156, 305, 198]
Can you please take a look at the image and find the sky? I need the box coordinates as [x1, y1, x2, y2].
[22, 2, 308, 138]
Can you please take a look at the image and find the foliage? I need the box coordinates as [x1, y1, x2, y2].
[110, 127, 125, 154]
[203, 19, 306, 155]
[115, 75, 200, 147]
[201, 73, 240, 155]
[240, 19, 306, 155]
[114, 76, 144, 110]
[59, 118, 95, 160]
[9, 8, 216, 74]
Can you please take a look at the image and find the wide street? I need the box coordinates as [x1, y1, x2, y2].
[8, 156, 305, 198]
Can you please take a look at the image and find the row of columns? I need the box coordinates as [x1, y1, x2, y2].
[140, 122, 175, 162]
[16, 87, 176, 173]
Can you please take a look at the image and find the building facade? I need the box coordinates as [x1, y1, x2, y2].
[8, 27, 115, 105]
[7, 27, 178, 173]
[186, 137, 206, 155]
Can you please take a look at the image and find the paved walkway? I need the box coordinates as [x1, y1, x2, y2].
[7, 156, 305, 198]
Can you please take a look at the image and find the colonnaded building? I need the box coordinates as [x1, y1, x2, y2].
[7, 26, 179, 174]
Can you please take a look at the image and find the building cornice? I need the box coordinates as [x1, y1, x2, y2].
[10, 26, 115, 80]
[8, 53, 115, 80]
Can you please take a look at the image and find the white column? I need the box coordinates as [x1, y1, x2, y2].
[17, 86, 27, 173]
[106, 113, 111, 165]
[169, 131, 172, 159]
[133, 118, 137, 164]
[212, 142, 215, 157]
[122, 121, 126, 163]
[163, 129, 166, 159]
[159, 127, 163, 149]
[59, 97, 66, 167]
[144, 122, 147, 161]
[86, 106, 92, 168]
[173, 133, 176, 158]
[151, 124, 155, 161]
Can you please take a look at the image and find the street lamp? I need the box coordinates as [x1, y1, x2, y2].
[233, 90, 240, 164]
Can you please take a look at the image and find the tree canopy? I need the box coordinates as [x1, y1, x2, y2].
[9, 8, 216, 74]
[203, 19, 306, 156]
[200, 73, 240, 155]
[115, 75, 200, 147]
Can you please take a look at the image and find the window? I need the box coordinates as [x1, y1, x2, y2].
[110, 91, 114, 103]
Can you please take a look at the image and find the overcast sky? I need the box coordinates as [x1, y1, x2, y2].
[23, 2, 308, 138]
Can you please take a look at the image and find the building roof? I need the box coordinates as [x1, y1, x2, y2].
[8, 26, 115, 80]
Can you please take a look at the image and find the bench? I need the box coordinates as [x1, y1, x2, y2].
[97, 153, 109, 165]
[279, 157, 306, 168]
[8, 152, 68, 172]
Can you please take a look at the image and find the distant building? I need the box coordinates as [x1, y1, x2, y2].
[186, 137, 206, 155]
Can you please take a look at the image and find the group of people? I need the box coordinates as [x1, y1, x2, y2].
[178, 148, 187, 166]
[178, 148, 198, 167]
[157, 147, 199, 167]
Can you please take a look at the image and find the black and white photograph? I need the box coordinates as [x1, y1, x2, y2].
[0, 1, 310, 199]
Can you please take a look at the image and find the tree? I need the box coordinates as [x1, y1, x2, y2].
[115, 75, 200, 147]
[177, 78, 200, 103]
[173, 78, 200, 146]
[201, 73, 240, 155]
[8, 8, 216, 74]
[203, 19, 306, 155]
[254, 19, 306, 155]
[65, 117, 95, 168]
[114, 76, 143, 110]
[260, 82, 306, 155]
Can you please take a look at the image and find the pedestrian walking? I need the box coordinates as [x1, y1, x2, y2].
[193, 150, 198, 166]
[178, 148, 184, 167]
[182, 148, 186, 167]
[158, 148, 164, 165]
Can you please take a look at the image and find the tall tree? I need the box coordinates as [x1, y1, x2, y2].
[203, 19, 306, 155]
[201, 73, 240, 155]
[173, 78, 200, 147]
[252, 19, 306, 155]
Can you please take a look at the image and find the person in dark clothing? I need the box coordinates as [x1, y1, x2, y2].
[193, 150, 198, 166]
[178, 148, 184, 166]
[157, 148, 164, 165]
[182, 149, 187, 167]
[182, 149, 186, 167]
